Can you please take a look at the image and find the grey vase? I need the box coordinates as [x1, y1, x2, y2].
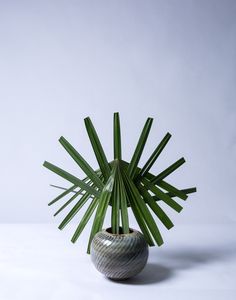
[91, 227, 149, 280]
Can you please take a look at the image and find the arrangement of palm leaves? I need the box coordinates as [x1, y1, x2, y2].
[43, 112, 196, 254]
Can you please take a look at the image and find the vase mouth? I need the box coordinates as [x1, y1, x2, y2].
[105, 227, 135, 236]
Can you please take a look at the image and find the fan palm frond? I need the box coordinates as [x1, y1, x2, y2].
[43, 112, 196, 253]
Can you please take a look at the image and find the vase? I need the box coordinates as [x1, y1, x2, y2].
[91, 227, 149, 280]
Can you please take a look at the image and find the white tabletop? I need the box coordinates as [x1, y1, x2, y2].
[1, 224, 236, 300]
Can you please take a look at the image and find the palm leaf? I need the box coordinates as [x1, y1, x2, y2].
[141, 177, 183, 212]
[59, 136, 104, 190]
[111, 171, 120, 234]
[86, 163, 117, 253]
[162, 187, 196, 198]
[84, 117, 110, 181]
[48, 185, 77, 206]
[54, 193, 81, 216]
[156, 180, 188, 200]
[144, 172, 188, 200]
[137, 132, 171, 178]
[114, 112, 122, 160]
[127, 117, 153, 179]
[151, 157, 186, 184]
[50, 184, 76, 193]
[54, 190, 85, 217]
[43, 161, 100, 198]
[71, 197, 99, 243]
[44, 113, 197, 252]
[137, 183, 174, 229]
[122, 166, 163, 246]
[126, 160, 188, 202]
[53, 180, 93, 216]
[152, 187, 197, 201]
[58, 192, 92, 230]
[117, 164, 129, 234]
[129, 200, 154, 246]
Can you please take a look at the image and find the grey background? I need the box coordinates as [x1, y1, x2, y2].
[0, 0, 235, 229]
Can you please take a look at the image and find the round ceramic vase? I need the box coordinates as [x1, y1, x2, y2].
[91, 228, 149, 280]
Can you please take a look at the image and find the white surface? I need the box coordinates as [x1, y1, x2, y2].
[1, 224, 236, 300]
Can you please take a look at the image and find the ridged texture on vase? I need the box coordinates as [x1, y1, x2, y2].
[91, 228, 149, 280]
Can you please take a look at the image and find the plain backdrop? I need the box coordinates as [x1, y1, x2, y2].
[0, 0, 235, 233]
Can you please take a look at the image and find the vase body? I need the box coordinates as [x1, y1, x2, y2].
[91, 228, 149, 280]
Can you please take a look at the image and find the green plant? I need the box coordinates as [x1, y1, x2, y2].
[43, 112, 196, 253]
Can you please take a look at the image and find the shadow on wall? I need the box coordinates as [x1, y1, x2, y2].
[108, 242, 236, 285]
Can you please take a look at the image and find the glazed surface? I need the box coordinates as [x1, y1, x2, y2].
[91, 228, 149, 279]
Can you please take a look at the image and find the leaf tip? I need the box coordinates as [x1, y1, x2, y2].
[184, 194, 188, 201]
[43, 161, 47, 167]
[147, 117, 154, 122]
[177, 207, 183, 213]
[167, 223, 174, 230]
[84, 116, 91, 122]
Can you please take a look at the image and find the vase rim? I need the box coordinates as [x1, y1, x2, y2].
[104, 227, 137, 236]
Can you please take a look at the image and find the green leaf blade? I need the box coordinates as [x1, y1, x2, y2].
[141, 177, 183, 213]
[59, 136, 104, 190]
[86, 163, 117, 253]
[138, 183, 174, 230]
[152, 186, 197, 201]
[43, 161, 100, 198]
[151, 157, 186, 184]
[144, 172, 188, 200]
[138, 132, 171, 178]
[111, 174, 120, 234]
[58, 192, 91, 230]
[157, 180, 188, 200]
[71, 197, 99, 243]
[84, 117, 110, 181]
[129, 201, 154, 246]
[117, 165, 129, 234]
[122, 167, 164, 246]
[113, 112, 122, 160]
[128, 117, 153, 179]
[48, 185, 76, 206]
[54, 189, 85, 216]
